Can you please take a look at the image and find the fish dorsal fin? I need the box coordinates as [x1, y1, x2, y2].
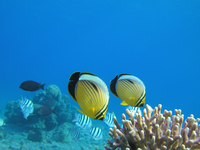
[69, 72, 81, 81]
[79, 73, 109, 99]
[119, 73, 131, 77]
[110, 75, 119, 97]
[68, 72, 81, 101]
[81, 72, 96, 76]
[120, 101, 129, 106]
[118, 74, 145, 89]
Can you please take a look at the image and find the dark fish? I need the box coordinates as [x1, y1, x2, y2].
[37, 106, 55, 116]
[20, 80, 45, 92]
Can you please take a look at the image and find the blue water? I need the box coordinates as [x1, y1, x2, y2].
[0, 0, 200, 122]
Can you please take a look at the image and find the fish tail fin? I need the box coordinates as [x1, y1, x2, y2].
[40, 84, 45, 90]
[72, 113, 79, 122]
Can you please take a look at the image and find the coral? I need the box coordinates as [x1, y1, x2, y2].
[44, 114, 58, 131]
[105, 104, 200, 150]
[3, 84, 79, 146]
[4, 84, 72, 130]
[32, 84, 62, 108]
[51, 123, 71, 143]
[27, 129, 45, 142]
[55, 95, 77, 124]
[0, 128, 6, 140]
[45, 85, 62, 100]
[4, 101, 26, 124]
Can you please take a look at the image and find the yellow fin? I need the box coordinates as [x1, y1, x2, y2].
[89, 107, 96, 113]
[120, 101, 129, 106]
[78, 109, 86, 115]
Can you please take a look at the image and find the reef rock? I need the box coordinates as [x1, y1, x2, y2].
[4, 84, 74, 135]
[32, 84, 62, 108]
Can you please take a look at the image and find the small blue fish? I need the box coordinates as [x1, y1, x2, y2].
[19, 97, 34, 119]
[103, 112, 115, 127]
[72, 113, 92, 129]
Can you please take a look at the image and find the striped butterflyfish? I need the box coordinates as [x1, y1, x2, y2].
[68, 72, 109, 120]
[110, 74, 146, 107]
[72, 113, 92, 129]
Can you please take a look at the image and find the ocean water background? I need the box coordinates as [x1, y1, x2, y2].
[0, 0, 199, 125]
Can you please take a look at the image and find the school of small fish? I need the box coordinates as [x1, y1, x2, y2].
[10, 71, 146, 141]
[72, 113, 104, 140]
[67, 72, 146, 140]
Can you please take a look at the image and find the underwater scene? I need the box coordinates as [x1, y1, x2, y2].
[0, 0, 200, 150]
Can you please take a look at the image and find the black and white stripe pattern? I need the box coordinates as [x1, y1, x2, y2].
[103, 112, 115, 127]
[89, 126, 103, 140]
[72, 126, 80, 140]
[72, 113, 92, 129]
[19, 97, 34, 119]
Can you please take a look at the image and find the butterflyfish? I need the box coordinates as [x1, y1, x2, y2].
[110, 74, 146, 107]
[68, 72, 109, 120]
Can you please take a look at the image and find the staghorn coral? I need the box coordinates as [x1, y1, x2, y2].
[105, 104, 200, 150]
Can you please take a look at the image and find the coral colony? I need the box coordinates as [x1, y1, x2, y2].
[105, 104, 200, 150]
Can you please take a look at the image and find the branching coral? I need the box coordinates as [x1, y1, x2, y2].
[105, 104, 200, 150]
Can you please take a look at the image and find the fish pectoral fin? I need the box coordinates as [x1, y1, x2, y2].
[89, 107, 96, 113]
[120, 101, 129, 106]
[131, 97, 136, 100]
[78, 110, 86, 115]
